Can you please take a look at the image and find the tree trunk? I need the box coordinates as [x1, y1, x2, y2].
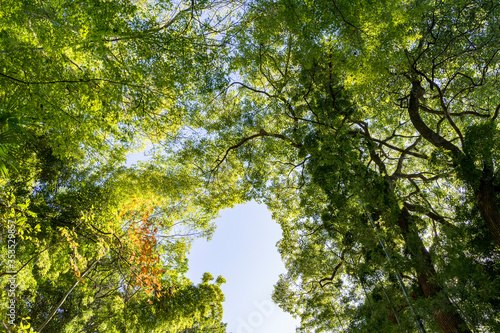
[398, 208, 471, 333]
[407, 81, 500, 249]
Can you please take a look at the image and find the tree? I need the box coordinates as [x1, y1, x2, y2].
[2, 0, 500, 331]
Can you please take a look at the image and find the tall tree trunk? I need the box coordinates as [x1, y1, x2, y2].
[407, 80, 500, 248]
[398, 207, 471, 333]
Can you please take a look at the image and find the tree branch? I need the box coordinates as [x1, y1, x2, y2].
[404, 202, 457, 230]
[420, 104, 490, 119]
[351, 127, 428, 160]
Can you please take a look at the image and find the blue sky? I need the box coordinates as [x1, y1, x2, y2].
[186, 201, 300, 332]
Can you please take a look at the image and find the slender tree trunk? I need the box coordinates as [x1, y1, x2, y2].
[398, 208, 471, 333]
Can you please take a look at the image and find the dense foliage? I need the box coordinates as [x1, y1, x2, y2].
[0, 0, 236, 331]
[169, 0, 500, 331]
[2, 0, 500, 332]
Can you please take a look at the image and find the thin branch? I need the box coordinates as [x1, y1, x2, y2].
[394, 171, 447, 183]
[2, 321, 11, 333]
[492, 103, 500, 121]
[0, 241, 62, 277]
[394, 136, 422, 175]
[331, 0, 366, 35]
[351, 129, 428, 160]
[404, 202, 457, 230]
[0, 71, 146, 89]
[318, 261, 344, 288]
[228, 81, 273, 98]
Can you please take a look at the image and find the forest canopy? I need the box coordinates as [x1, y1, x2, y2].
[1, 0, 499, 332]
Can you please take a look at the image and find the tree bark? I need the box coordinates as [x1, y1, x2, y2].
[398, 207, 471, 333]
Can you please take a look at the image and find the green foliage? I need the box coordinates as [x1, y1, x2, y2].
[0, 0, 237, 331]
[458, 122, 500, 187]
[1, 153, 229, 331]
[165, 0, 500, 331]
[2, 0, 500, 331]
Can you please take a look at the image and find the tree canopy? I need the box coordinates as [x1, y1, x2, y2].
[1, 0, 237, 331]
[1, 0, 499, 332]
